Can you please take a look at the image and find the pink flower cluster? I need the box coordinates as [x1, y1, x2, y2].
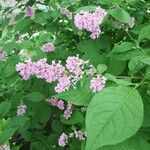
[16, 56, 106, 93]
[42, 42, 55, 52]
[46, 98, 64, 110]
[17, 104, 27, 116]
[60, 7, 72, 20]
[0, 50, 7, 61]
[63, 102, 73, 119]
[90, 75, 107, 92]
[74, 7, 107, 39]
[25, 6, 35, 18]
[46, 98, 73, 119]
[58, 130, 87, 147]
[74, 130, 87, 140]
[66, 56, 86, 76]
[58, 133, 68, 147]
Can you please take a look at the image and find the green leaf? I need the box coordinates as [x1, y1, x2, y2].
[32, 49, 47, 61]
[138, 25, 150, 43]
[2, 41, 16, 54]
[34, 12, 50, 24]
[5, 116, 29, 129]
[77, 36, 111, 53]
[110, 42, 135, 54]
[15, 18, 32, 32]
[0, 128, 16, 144]
[31, 142, 47, 150]
[2, 64, 16, 77]
[97, 0, 123, 5]
[98, 136, 150, 150]
[109, 8, 130, 23]
[97, 64, 107, 74]
[0, 101, 11, 118]
[25, 92, 44, 102]
[52, 120, 63, 133]
[82, 53, 108, 67]
[86, 86, 143, 150]
[75, 6, 96, 13]
[109, 49, 143, 61]
[142, 93, 150, 127]
[105, 73, 131, 86]
[38, 33, 53, 44]
[141, 57, 150, 66]
[18, 40, 34, 49]
[54, 78, 94, 106]
[107, 58, 126, 75]
[60, 111, 84, 125]
[128, 56, 147, 74]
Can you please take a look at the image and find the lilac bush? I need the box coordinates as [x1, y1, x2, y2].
[0, 0, 149, 150]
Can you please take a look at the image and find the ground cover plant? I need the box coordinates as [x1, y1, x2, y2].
[0, 0, 150, 150]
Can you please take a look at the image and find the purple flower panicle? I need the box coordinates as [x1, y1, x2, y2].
[90, 75, 106, 92]
[63, 102, 73, 119]
[58, 133, 68, 147]
[74, 7, 107, 39]
[25, 6, 35, 18]
[42, 42, 55, 52]
[46, 98, 65, 110]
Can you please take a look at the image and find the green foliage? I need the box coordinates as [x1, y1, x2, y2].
[109, 8, 130, 23]
[0, 0, 149, 149]
[86, 86, 143, 150]
[0, 101, 11, 118]
[54, 78, 94, 106]
[24, 92, 45, 102]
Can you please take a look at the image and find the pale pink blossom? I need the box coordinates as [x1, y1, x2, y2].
[0, 50, 7, 61]
[16, 56, 107, 93]
[55, 76, 71, 93]
[42, 42, 55, 52]
[74, 6, 107, 39]
[25, 6, 35, 18]
[90, 75, 106, 92]
[66, 56, 85, 76]
[17, 104, 27, 116]
[58, 133, 68, 147]
[16, 59, 35, 80]
[74, 130, 87, 140]
[46, 98, 65, 110]
[63, 102, 73, 119]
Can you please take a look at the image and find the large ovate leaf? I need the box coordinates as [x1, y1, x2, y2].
[0, 101, 11, 118]
[97, 0, 123, 5]
[110, 42, 135, 54]
[86, 86, 143, 150]
[24, 92, 45, 102]
[75, 6, 96, 13]
[138, 25, 150, 43]
[109, 49, 143, 61]
[109, 8, 130, 23]
[98, 136, 150, 150]
[77, 36, 111, 53]
[5, 116, 29, 129]
[15, 18, 32, 32]
[0, 128, 16, 144]
[128, 56, 145, 73]
[107, 58, 126, 75]
[142, 93, 150, 127]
